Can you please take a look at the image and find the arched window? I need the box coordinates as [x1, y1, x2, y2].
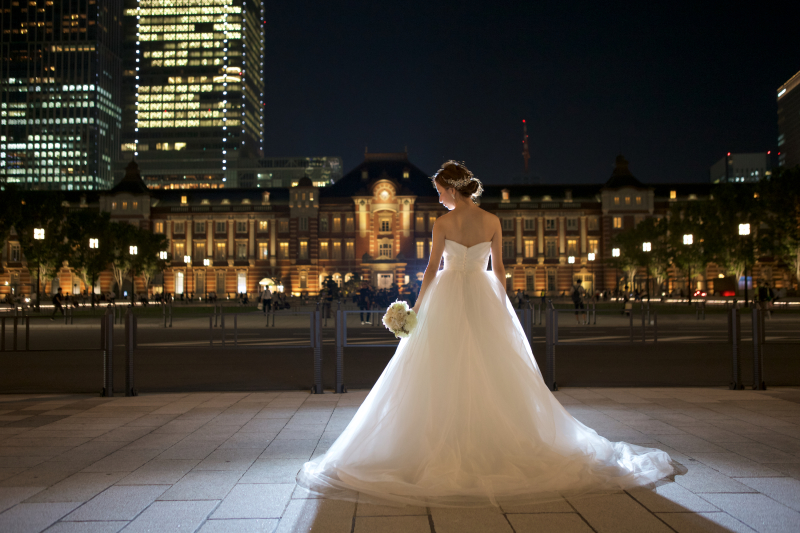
[333, 273, 342, 287]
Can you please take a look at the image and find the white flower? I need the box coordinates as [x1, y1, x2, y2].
[382, 300, 418, 339]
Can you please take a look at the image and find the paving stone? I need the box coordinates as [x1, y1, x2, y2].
[198, 518, 279, 532]
[738, 477, 800, 512]
[239, 458, 307, 484]
[93, 427, 155, 442]
[768, 463, 800, 480]
[259, 439, 317, 460]
[157, 441, 220, 460]
[274, 498, 356, 533]
[81, 449, 161, 473]
[507, 513, 593, 533]
[567, 493, 673, 533]
[701, 493, 800, 533]
[117, 459, 199, 485]
[195, 448, 262, 472]
[675, 463, 758, 494]
[356, 501, 427, 516]
[64, 485, 166, 521]
[691, 452, 783, 477]
[159, 470, 241, 500]
[627, 483, 719, 512]
[656, 512, 757, 533]
[499, 495, 573, 514]
[122, 500, 219, 533]
[354, 515, 431, 533]
[0, 502, 80, 533]
[121, 432, 186, 451]
[43, 520, 128, 533]
[211, 483, 294, 519]
[219, 432, 273, 450]
[720, 442, 800, 464]
[26, 472, 127, 503]
[0, 486, 46, 513]
[430, 507, 511, 533]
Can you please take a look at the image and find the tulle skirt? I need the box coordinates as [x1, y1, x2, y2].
[296, 269, 681, 507]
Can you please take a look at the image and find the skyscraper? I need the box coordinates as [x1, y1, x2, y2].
[0, 0, 123, 191]
[120, 0, 265, 189]
[777, 69, 800, 169]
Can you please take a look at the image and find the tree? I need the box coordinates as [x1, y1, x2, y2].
[63, 210, 114, 307]
[106, 222, 138, 296]
[16, 192, 67, 305]
[760, 166, 800, 289]
[132, 230, 169, 297]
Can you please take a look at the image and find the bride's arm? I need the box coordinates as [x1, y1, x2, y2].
[411, 219, 446, 314]
[489, 216, 505, 287]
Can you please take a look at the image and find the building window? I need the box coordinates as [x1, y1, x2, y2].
[524, 239, 535, 258]
[415, 215, 424, 232]
[345, 241, 355, 259]
[279, 242, 289, 259]
[547, 270, 556, 292]
[236, 242, 247, 260]
[320, 241, 329, 259]
[403, 169, 410, 179]
[299, 217, 308, 231]
[10, 244, 21, 262]
[215, 221, 226, 233]
[299, 240, 308, 260]
[567, 239, 578, 256]
[614, 196, 620, 205]
[133, 202, 138, 210]
[545, 218, 557, 231]
[636, 196, 642, 205]
[258, 220, 268, 232]
[194, 242, 205, 262]
[345, 216, 354, 232]
[112, 202, 118, 210]
[416, 241, 424, 259]
[174, 222, 185, 234]
[545, 238, 557, 258]
[215, 242, 226, 261]
[502, 218, 513, 231]
[613, 216, 623, 229]
[258, 242, 269, 260]
[300, 271, 308, 289]
[625, 196, 631, 205]
[330, 216, 340, 232]
[175, 271, 185, 294]
[121, 201, 128, 211]
[379, 242, 392, 258]
[428, 214, 437, 229]
[380, 218, 391, 232]
[181, 195, 188, 205]
[670, 190, 677, 200]
[237, 272, 247, 294]
[526, 271, 535, 292]
[588, 239, 599, 255]
[566, 218, 578, 230]
[524, 218, 535, 231]
[194, 222, 205, 234]
[236, 221, 247, 233]
[153, 222, 164, 233]
[174, 242, 186, 258]
[502, 239, 514, 259]
[588, 217, 599, 231]
[279, 220, 289, 233]
[332, 241, 341, 259]
[319, 216, 328, 233]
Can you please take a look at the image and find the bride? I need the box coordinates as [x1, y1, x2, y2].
[297, 161, 680, 507]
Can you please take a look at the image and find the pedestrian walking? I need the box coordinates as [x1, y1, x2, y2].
[260, 285, 272, 315]
[358, 282, 372, 324]
[50, 287, 64, 320]
[571, 279, 586, 324]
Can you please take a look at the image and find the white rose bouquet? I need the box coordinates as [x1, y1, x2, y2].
[381, 300, 418, 339]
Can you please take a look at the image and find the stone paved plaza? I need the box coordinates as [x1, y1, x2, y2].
[1, 388, 799, 532]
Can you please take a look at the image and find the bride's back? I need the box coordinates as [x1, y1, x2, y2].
[440, 206, 498, 248]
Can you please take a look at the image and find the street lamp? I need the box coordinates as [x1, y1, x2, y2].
[642, 242, 651, 303]
[612, 248, 620, 296]
[159, 251, 168, 300]
[33, 228, 44, 312]
[184, 255, 191, 300]
[588, 252, 596, 297]
[739, 223, 751, 307]
[683, 234, 693, 304]
[89, 239, 99, 306]
[129, 245, 138, 305]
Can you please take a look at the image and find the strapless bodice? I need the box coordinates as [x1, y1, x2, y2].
[442, 239, 491, 272]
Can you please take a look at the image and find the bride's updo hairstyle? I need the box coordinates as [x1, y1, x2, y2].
[432, 160, 484, 202]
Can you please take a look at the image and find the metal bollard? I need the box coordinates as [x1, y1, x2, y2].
[544, 305, 558, 391]
[642, 310, 646, 342]
[163, 302, 167, 328]
[335, 309, 346, 394]
[653, 310, 658, 342]
[312, 306, 323, 394]
[752, 307, 766, 390]
[0, 317, 4, 351]
[124, 308, 138, 397]
[169, 301, 173, 328]
[629, 311, 634, 343]
[209, 316, 213, 346]
[234, 314, 238, 347]
[13, 316, 18, 351]
[102, 308, 114, 397]
[221, 313, 225, 346]
[729, 307, 743, 390]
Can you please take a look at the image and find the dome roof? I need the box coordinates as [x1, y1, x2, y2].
[296, 176, 313, 187]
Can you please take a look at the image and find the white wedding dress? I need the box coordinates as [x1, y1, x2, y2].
[297, 239, 679, 507]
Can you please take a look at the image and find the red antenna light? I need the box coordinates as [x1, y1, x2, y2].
[767, 151, 771, 154]
[727, 152, 731, 156]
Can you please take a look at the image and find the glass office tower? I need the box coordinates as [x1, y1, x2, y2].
[0, 0, 123, 191]
[121, 0, 265, 189]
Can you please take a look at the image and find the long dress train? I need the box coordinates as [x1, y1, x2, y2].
[297, 239, 681, 507]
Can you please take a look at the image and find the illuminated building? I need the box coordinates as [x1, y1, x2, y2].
[120, 0, 266, 189]
[709, 152, 772, 184]
[0, 0, 123, 191]
[777, 69, 800, 169]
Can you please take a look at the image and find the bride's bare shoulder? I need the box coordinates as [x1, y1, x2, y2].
[477, 207, 500, 225]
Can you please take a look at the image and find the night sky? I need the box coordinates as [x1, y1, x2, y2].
[261, 1, 797, 185]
